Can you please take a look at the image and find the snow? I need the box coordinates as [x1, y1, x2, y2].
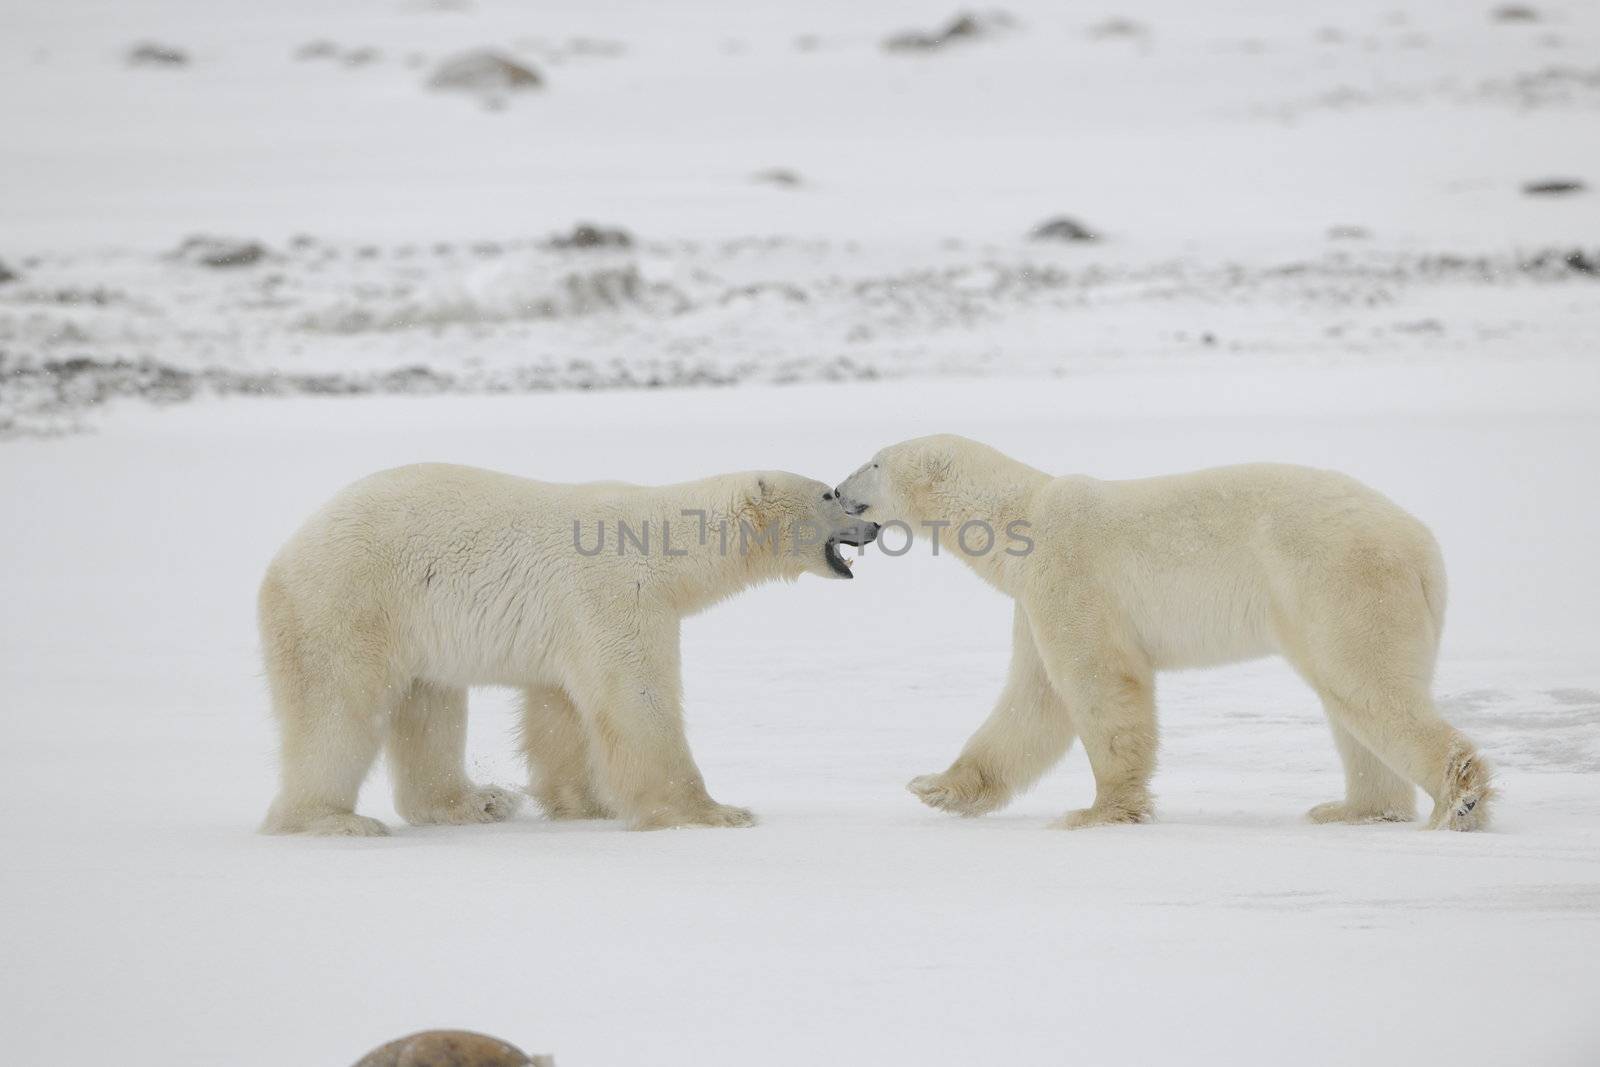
[5, 0, 1600, 432]
[4, 375, 1599, 1065]
[2, 0, 1600, 1063]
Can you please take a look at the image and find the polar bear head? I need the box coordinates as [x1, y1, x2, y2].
[737, 472, 881, 580]
[833, 434, 976, 526]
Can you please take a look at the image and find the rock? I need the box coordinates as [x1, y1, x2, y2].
[428, 51, 543, 93]
[1564, 249, 1599, 275]
[168, 235, 270, 268]
[751, 168, 803, 187]
[352, 1029, 552, 1067]
[1521, 247, 1600, 276]
[547, 222, 633, 250]
[883, 10, 1014, 52]
[0, 258, 17, 284]
[1492, 5, 1540, 22]
[1086, 17, 1148, 39]
[127, 42, 188, 67]
[942, 14, 986, 40]
[1029, 216, 1097, 242]
[1522, 178, 1587, 196]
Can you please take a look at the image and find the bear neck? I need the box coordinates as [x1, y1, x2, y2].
[918, 453, 1048, 597]
[646, 478, 799, 616]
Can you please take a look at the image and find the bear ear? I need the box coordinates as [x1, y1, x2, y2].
[738, 475, 776, 525]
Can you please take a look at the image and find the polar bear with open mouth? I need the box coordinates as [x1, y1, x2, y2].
[835, 435, 1491, 831]
[259, 463, 878, 835]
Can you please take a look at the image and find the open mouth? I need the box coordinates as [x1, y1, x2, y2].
[824, 538, 855, 578]
[824, 523, 879, 579]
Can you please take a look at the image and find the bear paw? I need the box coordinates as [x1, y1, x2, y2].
[403, 786, 522, 826]
[1307, 801, 1415, 825]
[1426, 747, 1494, 832]
[632, 801, 757, 830]
[1050, 801, 1152, 831]
[907, 763, 1008, 817]
[534, 783, 615, 821]
[697, 802, 757, 828]
[302, 812, 392, 837]
[1426, 789, 1492, 832]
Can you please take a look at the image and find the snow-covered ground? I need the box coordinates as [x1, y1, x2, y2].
[2, 1, 1599, 1064]
[4, 373, 1598, 1066]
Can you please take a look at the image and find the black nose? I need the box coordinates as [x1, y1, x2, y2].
[866, 522, 881, 538]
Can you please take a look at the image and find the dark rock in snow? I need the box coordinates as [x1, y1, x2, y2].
[352, 1029, 552, 1067]
[1520, 247, 1600, 276]
[1492, 5, 1541, 22]
[295, 40, 339, 60]
[883, 10, 1014, 52]
[127, 42, 189, 67]
[1522, 178, 1587, 196]
[547, 222, 634, 250]
[1086, 18, 1148, 40]
[751, 168, 803, 187]
[428, 50, 543, 93]
[1563, 249, 1599, 275]
[1029, 216, 1098, 242]
[0, 258, 18, 284]
[168, 235, 271, 268]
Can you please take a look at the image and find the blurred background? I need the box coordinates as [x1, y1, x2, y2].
[2, 0, 1596, 430]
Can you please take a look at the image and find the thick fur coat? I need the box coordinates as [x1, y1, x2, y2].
[835, 435, 1492, 831]
[259, 463, 876, 835]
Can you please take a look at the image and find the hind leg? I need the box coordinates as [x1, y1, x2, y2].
[389, 681, 520, 826]
[1308, 713, 1417, 824]
[1329, 694, 1490, 831]
[261, 657, 393, 837]
[520, 685, 613, 819]
[1278, 581, 1491, 832]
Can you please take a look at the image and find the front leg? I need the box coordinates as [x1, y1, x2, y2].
[1027, 601, 1158, 830]
[909, 604, 1077, 817]
[567, 630, 753, 831]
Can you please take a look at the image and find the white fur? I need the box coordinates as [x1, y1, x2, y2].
[836, 435, 1493, 831]
[259, 463, 870, 835]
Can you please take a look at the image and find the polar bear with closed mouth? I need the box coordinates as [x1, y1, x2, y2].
[835, 435, 1492, 831]
[259, 463, 878, 835]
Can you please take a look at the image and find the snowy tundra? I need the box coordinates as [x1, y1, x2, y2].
[837, 436, 1491, 831]
[260, 463, 877, 834]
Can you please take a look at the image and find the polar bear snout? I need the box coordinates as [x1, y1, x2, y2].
[834, 456, 890, 522]
[832, 520, 880, 546]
